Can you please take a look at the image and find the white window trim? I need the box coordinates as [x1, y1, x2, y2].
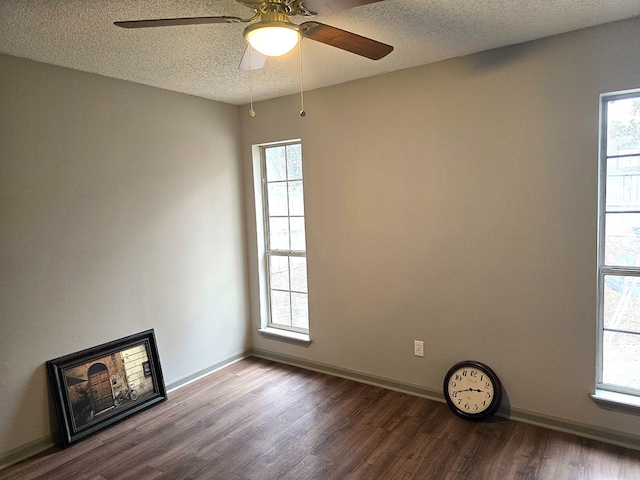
[257, 327, 311, 346]
[251, 140, 311, 346]
[594, 88, 640, 409]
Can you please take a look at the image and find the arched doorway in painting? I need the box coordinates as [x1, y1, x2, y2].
[87, 363, 114, 415]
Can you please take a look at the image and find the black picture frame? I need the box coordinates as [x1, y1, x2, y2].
[47, 329, 167, 448]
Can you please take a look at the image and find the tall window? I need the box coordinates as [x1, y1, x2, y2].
[260, 142, 309, 334]
[598, 90, 640, 397]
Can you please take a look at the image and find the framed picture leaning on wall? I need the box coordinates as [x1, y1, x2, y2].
[47, 329, 167, 447]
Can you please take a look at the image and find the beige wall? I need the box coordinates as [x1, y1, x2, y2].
[241, 16, 640, 440]
[0, 54, 249, 456]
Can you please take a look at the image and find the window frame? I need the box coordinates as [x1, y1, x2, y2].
[596, 88, 640, 400]
[253, 139, 311, 342]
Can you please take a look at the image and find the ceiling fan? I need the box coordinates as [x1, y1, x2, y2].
[114, 0, 393, 69]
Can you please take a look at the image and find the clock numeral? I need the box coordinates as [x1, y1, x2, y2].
[462, 370, 468, 377]
[455, 374, 462, 381]
[470, 370, 478, 377]
[464, 403, 470, 410]
[451, 381, 457, 388]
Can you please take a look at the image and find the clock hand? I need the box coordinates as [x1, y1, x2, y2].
[454, 388, 484, 394]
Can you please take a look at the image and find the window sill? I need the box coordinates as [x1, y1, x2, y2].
[591, 389, 640, 413]
[258, 328, 312, 347]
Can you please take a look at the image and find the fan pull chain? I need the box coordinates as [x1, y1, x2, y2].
[299, 39, 305, 117]
[248, 44, 256, 117]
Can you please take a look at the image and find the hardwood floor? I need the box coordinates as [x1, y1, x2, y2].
[2, 357, 640, 480]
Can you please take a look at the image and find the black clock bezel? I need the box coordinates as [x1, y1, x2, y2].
[443, 360, 502, 421]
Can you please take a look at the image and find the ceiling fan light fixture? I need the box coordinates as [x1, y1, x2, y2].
[244, 21, 300, 57]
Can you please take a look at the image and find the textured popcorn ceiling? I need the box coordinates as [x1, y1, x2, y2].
[1, 0, 639, 105]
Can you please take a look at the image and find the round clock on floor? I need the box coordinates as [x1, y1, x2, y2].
[443, 360, 502, 420]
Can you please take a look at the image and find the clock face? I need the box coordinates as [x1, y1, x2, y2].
[443, 361, 502, 420]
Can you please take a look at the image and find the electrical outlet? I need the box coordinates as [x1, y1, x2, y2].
[414, 340, 424, 357]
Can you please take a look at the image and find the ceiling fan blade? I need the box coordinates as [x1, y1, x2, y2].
[239, 46, 267, 71]
[114, 16, 244, 29]
[302, 0, 386, 15]
[300, 22, 393, 60]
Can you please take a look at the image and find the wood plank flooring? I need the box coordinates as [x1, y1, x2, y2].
[2, 357, 640, 480]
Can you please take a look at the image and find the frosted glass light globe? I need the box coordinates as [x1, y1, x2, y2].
[244, 23, 300, 57]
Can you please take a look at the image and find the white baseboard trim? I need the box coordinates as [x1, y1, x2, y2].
[165, 349, 251, 392]
[0, 435, 54, 471]
[251, 348, 640, 452]
[251, 348, 444, 401]
[503, 407, 640, 451]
